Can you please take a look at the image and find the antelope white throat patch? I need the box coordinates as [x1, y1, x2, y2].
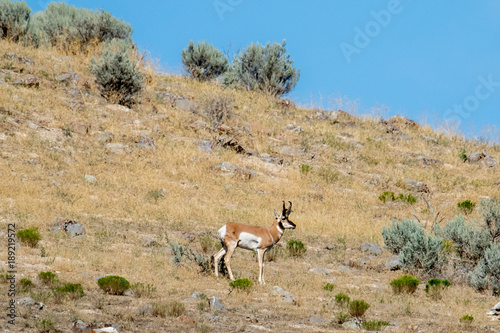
[218, 225, 227, 241]
[238, 232, 262, 251]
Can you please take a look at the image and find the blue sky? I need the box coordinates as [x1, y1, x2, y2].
[26, 1, 500, 141]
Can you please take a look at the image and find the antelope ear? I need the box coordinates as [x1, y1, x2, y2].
[274, 209, 280, 219]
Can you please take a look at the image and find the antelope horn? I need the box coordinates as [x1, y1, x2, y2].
[287, 201, 293, 215]
[282, 201, 286, 214]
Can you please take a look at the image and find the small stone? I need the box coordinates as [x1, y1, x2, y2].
[360, 242, 382, 255]
[98, 132, 114, 143]
[84, 174, 97, 183]
[385, 255, 401, 271]
[271, 286, 296, 304]
[337, 265, 352, 273]
[209, 296, 226, 311]
[487, 301, 500, 316]
[309, 267, 331, 275]
[141, 238, 157, 247]
[342, 318, 361, 330]
[195, 139, 212, 152]
[175, 98, 198, 112]
[310, 317, 327, 324]
[64, 222, 86, 237]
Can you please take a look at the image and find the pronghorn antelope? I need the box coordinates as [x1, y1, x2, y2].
[213, 201, 296, 284]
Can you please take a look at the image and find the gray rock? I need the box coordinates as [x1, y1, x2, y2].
[285, 123, 304, 133]
[106, 143, 128, 154]
[84, 174, 97, 183]
[195, 139, 212, 152]
[141, 238, 157, 247]
[49, 180, 61, 186]
[271, 286, 296, 304]
[309, 267, 331, 275]
[98, 132, 114, 143]
[342, 317, 361, 330]
[209, 296, 226, 311]
[385, 255, 401, 271]
[422, 135, 438, 144]
[310, 317, 328, 324]
[17, 297, 36, 306]
[175, 98, 198, 112]
[55, 73, 74, 82]
[487, 301, 500, 316]
[123, 289, 133, 296]
[191, 291, 207, 299]
[213, 162, 240, 174]
[337, 265, 352, 273]
[64, 222, 86, 237]
[360, 242, 382, 256]
[404, 178, 429, 193]
[278, 146, 304, 157]
[136, 304, 154, 316]
[190, 119, 209, 130]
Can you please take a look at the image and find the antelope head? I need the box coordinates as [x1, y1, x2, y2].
[274, 201, 296, 229]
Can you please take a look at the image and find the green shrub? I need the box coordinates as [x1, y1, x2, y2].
[181, 41, 228, 81]
[470, 243, 500, 296]
[90, 42, 145, 107]
[442, 216, 490, 262]
[53, 282, 84, 300]
[97, 275, 130, 295]
[348, 299, 370, 318]
[382, 218, 445, 274]
[459, 148, 468, 163]
[223, 40, 300, 97]
[0, 0, 31, 42]
[425, 279, 451, 300]
[38, 271, 57, 285]
[287, 240, 306, 257]
[479, 198, 500, 243]
[379, 191, 416, 204]
[335, 312, 350, 324]
[323, 283, 335, 292]
[334, 292, 350, 306]
[27, 2, 131, 51]
[457, 200, 476, 215]
[20, 278, 33, 291]
[17, 227, 41, 248]
[299, 164, 312, 175]
[229, 278, 253, 292]
[460, 314, 474, 328]
[390, 275, 420, 294]
[362, 320, 390, 331]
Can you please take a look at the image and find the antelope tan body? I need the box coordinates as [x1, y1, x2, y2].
[213, 201, 296, 284]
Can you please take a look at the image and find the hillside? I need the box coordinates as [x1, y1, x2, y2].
[1, 38, 500, 332]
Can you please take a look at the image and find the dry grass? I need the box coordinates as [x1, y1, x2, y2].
[0, 38, 499, 332]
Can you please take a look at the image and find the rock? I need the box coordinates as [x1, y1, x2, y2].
[141, 238, 157, 247]
[195, 139, 212, 152]
[360, 242, 382, 255]
[4, 52, 35, 65]
[49, 180, 61, 186]
[309, 267, 331, 275]
[209, 296, 226, 311]
[190, 291, 207, 299]
[189, 119, 209, 130]
[404, 178, 429, 193]
[106, 104, 131, 113]
[342, 317, 361, 330]
[487, 302, 500, 316]
[93, 328, 119, 333]
[136, 304, 154, 316]
[55, 73, 75, 82]
[14, 75, 41, 88]
[422, 135, 438, 144]
[310, 317, 328, 324]
[278, 146, 305, 157]
[385, 255, 401, 271]
[387, 115, 420, 128]
[106, 143, 128, 154]
[72, 320, 89, 332]
[17, 297, 36, 306]
[84, 174, 97, 183]
[271, 286, 296, 304]
[69, 121, 91, 134]
[467, 152, 497, 167]
[175, 98, 198, 112]
[260, 153, 283, 165]
[280, 98, 295, 109]
[285, 123, 303, 133]
[213, 161, 240, 174]
[214, 136, 246, 154]
[337, 265, 352, 273]
[133, 136, 155, 148]
[98, 132, 114, 143]
[64, 222, 86, 237]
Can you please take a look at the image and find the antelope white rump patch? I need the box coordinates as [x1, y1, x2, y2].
[238, 232, 261, 251]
